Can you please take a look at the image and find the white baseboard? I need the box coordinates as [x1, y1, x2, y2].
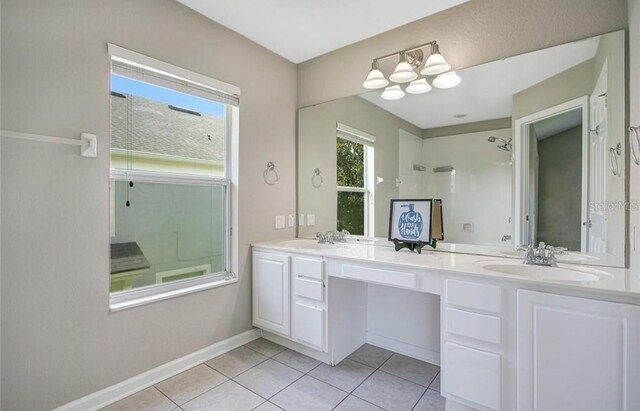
[54, 328, 261, 411]
[366, 332, 440, 366]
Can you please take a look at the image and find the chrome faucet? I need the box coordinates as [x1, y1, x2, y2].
[315, 229, 350, 244]
[518, 242, 567, 267]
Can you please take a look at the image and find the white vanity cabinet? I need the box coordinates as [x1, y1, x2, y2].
[443, 280, 505, 411]
[252, 251, 291, 336]
[291, 256, 327, 351]
[252, 250, 328, 354]
[517, 290, 640, 411]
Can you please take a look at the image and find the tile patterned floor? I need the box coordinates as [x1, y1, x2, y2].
[101, 340, 444, 411]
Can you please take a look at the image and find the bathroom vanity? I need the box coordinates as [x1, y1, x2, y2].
[252, 239, 640, 411]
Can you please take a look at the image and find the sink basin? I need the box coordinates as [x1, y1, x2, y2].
[278, 240, 350, 250]
[475, 260, 610, 282]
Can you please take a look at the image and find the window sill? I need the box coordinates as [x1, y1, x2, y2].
[109, 272, 237, 312]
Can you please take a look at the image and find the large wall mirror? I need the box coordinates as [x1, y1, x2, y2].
[298, 30, 627, 267]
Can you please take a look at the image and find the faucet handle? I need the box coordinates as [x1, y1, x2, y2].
[546, 245, 568, 255]
[516, 244, 531, 252]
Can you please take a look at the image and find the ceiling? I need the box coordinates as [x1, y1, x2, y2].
[360, 35, 600, 130]
[176, 0, 469, 63]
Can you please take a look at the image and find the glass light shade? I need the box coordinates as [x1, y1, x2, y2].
[421, 52, 451, 76]
[433, 71, 462, 89]
[380, 85, 405, 100]
[389, 61, 418, 83]
[405, 78, 432, 94]
[362, 68, 389, 89]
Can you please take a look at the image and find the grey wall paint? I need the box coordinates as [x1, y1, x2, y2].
[0, 1, 297, 410]
[536, 126, 583, 250]
[297, 0, 628, 108]
[630, 0, 640, 273]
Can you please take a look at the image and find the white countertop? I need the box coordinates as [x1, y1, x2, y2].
[253, 238, 640, 300]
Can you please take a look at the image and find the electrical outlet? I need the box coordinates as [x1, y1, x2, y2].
[275, 215, 286, 229]
[307, 214, 316, 226]
[288, 214, 296, 227]
[298, 214, 305, 226]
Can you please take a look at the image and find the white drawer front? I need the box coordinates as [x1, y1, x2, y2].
[446, 280, 502, 314]
[295, 277, 324, 302]
[341, 264, 417, 289]
[446, 342, 501, 410]
[294, 257, 324, 280]
[293, 302, 325, 350]
[446, 307, 501, 345]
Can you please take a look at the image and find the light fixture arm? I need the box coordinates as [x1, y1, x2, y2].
[372, 40, 438, 65]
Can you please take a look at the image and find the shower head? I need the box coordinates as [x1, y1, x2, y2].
[488, 136, 512, 152]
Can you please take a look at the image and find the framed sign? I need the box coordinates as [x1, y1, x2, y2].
[388, 199, 433, 244]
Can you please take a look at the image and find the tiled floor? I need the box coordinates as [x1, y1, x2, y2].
[102, 339, 444, 411]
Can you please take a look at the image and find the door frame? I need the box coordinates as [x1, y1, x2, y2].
[513, 96, 589, 250]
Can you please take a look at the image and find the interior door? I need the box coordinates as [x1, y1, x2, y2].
[588, 92, 608, 254]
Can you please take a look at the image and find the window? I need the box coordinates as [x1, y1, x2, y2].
[336, 124, 375, 236]
[108, 45, 239, 308]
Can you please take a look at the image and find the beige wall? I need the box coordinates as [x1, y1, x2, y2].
[297, 0, 628, 108]
[298, 96, 421, 238]
[629, 0, 640, 274]
[0, 1, 297, 410]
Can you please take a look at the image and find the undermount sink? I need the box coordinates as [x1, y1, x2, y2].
[279, 240, 350, 250]
[475, 260, 610, 282]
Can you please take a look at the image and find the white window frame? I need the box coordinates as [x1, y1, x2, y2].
[107, 44, 239, 311]
[336, 123, 375, 237]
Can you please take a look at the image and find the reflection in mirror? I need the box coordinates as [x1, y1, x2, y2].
[298, 30, 626, 267]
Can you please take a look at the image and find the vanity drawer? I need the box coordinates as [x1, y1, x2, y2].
[293, 302, 325, 351]
[446, 342, 501, 410]
[294, 257, 324, 280]
[446, 307, 501, 345]
[295, 277, 324, 302]
[341, 264, 417, 289]
[446, 280, 502, 314]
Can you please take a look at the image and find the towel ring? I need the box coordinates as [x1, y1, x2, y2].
[609, 143, 622, 176]
[312, 168, 323, 188]
[263, 161, 280, 185]
[630, 126, 640, 166]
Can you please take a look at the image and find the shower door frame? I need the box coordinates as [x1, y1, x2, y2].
[513, 96, 590, 251]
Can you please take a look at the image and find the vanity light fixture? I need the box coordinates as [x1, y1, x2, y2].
[362, 40, 458, 100]
[433, 71, 462, 89]
[389, 52, 418, 83]
[421, 43, 451, 76]
[381, 85, 405, 100]
[406, 78, 432, 94]
[362, 61, 389, 89]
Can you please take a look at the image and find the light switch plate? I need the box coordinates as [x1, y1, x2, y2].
[288, 214, 296, 227]
[298, 214, 305, 226]
[275, 215, 286, 229]
[307, 214, 316, 226]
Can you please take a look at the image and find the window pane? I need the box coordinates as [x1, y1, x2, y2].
[337, 138, 364, 187]
[111, 75, 227, 178]
[110, 181, 225, 292]
[337, 191, 365, 236]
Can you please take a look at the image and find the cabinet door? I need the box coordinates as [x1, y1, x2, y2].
[293, 302, 325, 350]
[518, 290, 640, 411]
[253, 252, 290, 336]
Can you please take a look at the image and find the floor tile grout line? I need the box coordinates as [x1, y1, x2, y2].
[231, 363, 305, 403]
[150, 385, 181, 408]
